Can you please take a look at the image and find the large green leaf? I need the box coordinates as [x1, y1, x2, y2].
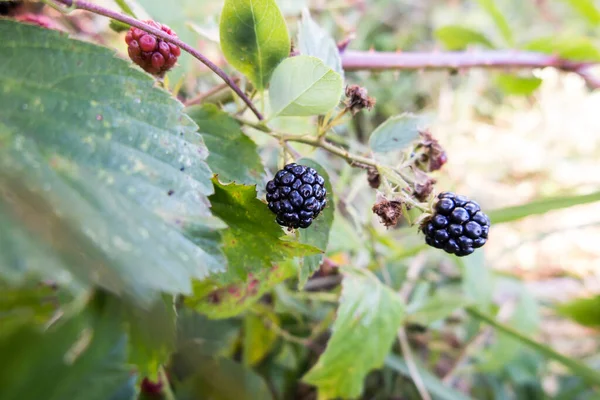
[297, 9, 344, 79]
[0, 21, 224, 304]
[186, 105, 265, 185]
[385, 355, 473, 400]
[209, 179, 321, 279]
[0, 299, 132, 400]
[369, 113, 425, 153]
[219, 0, 290, 89]
[434, 25, 494, 50]
[557, 295, 600, 328]
[298, 159, 335, 287]
[488, 190, 600, 224]
[303, 270, 404, 399]
[268, 55, 343, 117]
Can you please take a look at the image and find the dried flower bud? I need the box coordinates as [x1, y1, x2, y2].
[372, 194, 403, 227]
[344, 85, 376, 115]
[367, 168, 381, 189]
[415, 130, 447, 172]
[413, 178, 436, 201]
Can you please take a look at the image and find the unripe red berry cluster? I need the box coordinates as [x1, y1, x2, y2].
[125, 20, 181, 76]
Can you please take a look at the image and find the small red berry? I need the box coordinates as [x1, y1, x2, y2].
[125, 20, 180, 76]
[140, 377, 163, 395]
[139, 34, 157, 52]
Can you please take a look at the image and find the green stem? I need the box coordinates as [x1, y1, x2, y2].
[466, 306, 600, 386]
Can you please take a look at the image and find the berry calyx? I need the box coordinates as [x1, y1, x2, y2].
[266, 163, 327, 229]
[421, 192, 490, 257]
[125, 20, 181, 76]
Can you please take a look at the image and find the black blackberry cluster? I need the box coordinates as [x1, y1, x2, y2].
[422, 192, 490, 257]
[266, 163, 327, 229]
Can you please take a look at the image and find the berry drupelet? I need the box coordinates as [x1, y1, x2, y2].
[422, 192, 490, 257]
[266, 163, 327, 229]
[125, 20, 181, 76]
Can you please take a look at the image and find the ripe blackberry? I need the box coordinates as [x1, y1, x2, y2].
[422, 192, 490, 257]
[266, 163, 327, 229]
[125, 20, 181, 76]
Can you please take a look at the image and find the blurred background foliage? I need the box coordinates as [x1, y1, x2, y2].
[1, 0, 600, 399]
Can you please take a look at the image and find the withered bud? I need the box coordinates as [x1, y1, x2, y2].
[372, 194, 404, 227]
[413, 177, 436, 202]
[415, 130, 447, 172]
[344, 85, 376, 115]
[289, 42, 299, 57]
[367, 168, 381, 189]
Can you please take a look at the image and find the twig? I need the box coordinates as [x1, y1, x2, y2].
[184, 79, 239, 107]
[341, 50, 600, 89]
[234, 117, 378, 168]
[52, 0, 264, 119]
[398, 327, 432, 400]
[380, 254, 432, 400]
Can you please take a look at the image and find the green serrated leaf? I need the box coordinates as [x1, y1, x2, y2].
[0, 21, 225, 304]
[219, 0, 290, 89]
[434, 25, 494, 50]
[303, 270, 404, 399]
[495, 73, 542, 96]
[475, 0, 513, 46]
[209, 178, 321, 279]
[525, 36, 600, 62]
[297, 9, 344, 79]
[557, 295, 600, 328]
[488, 190, 600, 224]
[186, 105, 264, 186]
[186, 259, 296, 319]
[368, 113, 425, 153]
[269, 55, 343, 117]
[297, 159, 334, 287]
[243, 312, 278, 366]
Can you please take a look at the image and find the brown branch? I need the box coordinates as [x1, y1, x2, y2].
[341, 50, 600, 89]
[53, 0, 264, 120]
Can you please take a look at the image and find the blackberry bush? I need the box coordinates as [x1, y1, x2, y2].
[422, 192, 490, 256]
[266, 163, 327, 229]
[125, 20, 181, 76]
